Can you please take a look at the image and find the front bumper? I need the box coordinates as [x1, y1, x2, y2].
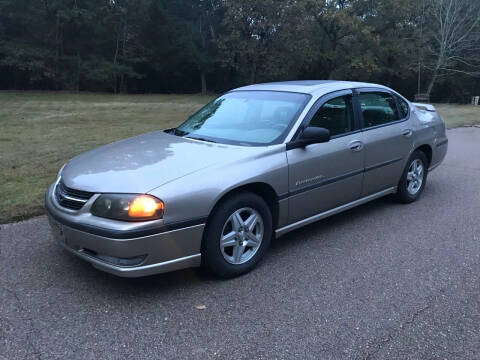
[45, 184, 205, 277]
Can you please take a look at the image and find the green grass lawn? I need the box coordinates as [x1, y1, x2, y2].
[434, 103, 480, 128]
[0, 92, 214, 223]
[1, 92, 479, 223]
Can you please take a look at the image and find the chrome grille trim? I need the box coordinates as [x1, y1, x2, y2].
[55, 180, 94, 210]
[58, 193, 88, 204]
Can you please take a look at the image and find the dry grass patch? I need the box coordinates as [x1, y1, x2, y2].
[435, 103, 480, 128]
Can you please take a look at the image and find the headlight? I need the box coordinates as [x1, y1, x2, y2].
[91, 194, 165, 221]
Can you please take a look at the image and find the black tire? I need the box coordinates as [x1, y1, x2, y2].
[202, 192, 272, 278]
[395, 150, 429, 203]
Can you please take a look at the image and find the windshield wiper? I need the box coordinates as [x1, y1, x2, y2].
[167, 128, 188, 136]
[185, 136, 217, 144]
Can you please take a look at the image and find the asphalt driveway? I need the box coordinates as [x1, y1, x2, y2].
[1, 127, 480, 360]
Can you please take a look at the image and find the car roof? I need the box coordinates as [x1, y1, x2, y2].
[232, 80, 390, 96]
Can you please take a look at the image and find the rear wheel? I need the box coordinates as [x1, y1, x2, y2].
[203, 192, 272, 278]
[395, 150, 428, 203]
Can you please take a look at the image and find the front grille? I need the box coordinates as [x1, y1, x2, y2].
[55, 181, 94, 210]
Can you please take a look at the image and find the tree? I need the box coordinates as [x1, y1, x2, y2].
[362, 0, 418, 86]
[103, 0, 148, 93]
[218, 0, 312, 86]
[191, 0, 224, 94]
[0, 0, 477, 100]
[422, 0, 480, 95]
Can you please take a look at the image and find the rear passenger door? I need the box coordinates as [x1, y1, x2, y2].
[356, 89, 413, 196]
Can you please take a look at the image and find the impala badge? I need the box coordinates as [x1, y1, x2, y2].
[295, 175, 325, 187]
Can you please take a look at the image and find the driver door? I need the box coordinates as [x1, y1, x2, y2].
[286, 90, 365, 223]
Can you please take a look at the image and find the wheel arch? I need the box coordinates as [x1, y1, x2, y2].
[415, 144, 432, 167]
[207, 182, 280, 231]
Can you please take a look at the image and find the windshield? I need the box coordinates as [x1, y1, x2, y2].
[173, 91, 310, 146]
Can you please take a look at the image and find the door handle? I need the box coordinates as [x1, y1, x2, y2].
[349, 140, 364, 152]
[402, 129, 413, 137]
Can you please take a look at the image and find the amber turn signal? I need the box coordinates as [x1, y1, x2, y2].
[128, 195, 165, 218]
[91, 194, 165, 221]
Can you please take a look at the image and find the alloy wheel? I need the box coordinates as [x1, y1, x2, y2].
[220, 207, 264, 265]
[406, 159, 424, 195]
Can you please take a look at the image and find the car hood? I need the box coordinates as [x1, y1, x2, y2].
[61, 131, 263, 193]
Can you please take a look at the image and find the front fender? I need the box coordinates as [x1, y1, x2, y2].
[148, 144, 288, 226]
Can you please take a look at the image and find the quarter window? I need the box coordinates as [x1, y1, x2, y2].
[309, 94, 354, 137]
[359, 92, 400, 128]
[396, 95, 409, 119]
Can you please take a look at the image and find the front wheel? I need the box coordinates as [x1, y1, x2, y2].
[203, 192, 272, 278]
[395, 150, 428, 203]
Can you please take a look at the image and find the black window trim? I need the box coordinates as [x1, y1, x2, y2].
[289, 89, 361, 142]
[354, 87, 409, 131]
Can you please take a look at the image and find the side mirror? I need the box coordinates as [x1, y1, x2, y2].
[286, 127, 330, 150]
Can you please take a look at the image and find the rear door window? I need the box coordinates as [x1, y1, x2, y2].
[358, 92, 400, 128]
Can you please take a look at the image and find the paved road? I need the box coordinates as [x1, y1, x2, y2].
[1, 128, 480, 360]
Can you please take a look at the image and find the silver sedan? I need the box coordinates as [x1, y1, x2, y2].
[45, 80, 448, 278]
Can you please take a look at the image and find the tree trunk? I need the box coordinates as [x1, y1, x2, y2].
[55, 14, 61, 90]
[426, 72, 438, 96]
[113, 24, 121, 93]
[201, 71, 207, 95]
[76, 52, 81, 92]
[426, 57, 443, 96]
[417, 62, 421, 94]
[120, 11, 128, 93]
[250, 62, 257, 84]
[327, 58, 336, 80]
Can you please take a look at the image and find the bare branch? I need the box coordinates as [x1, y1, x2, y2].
[422, 0, 480, 94]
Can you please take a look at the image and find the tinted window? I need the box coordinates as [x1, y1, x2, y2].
[309, 94, 354, 137]
[396, 95, 409, 119]
[359, 92, 400, 127]
[175, 91, 310, 146]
